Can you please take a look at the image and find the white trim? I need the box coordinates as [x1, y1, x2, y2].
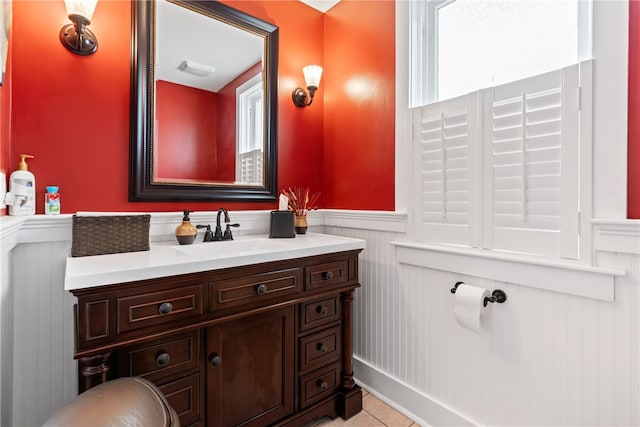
[593, 219, 640, 254]
[579, 60, 594, 263]
[322, 209, 407, 233]
[591, 0, 628, 218]
[0, 216, 25, 254]
[354, 357, 474, 427]
[393, 240, 624, 301]
[396, 0, 409, 214]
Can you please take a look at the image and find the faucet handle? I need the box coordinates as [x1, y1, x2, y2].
[223, 223, 240, 240]
[196, 224, 214, 242]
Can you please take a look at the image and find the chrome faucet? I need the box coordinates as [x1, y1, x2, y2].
[214, 208, 240, 241]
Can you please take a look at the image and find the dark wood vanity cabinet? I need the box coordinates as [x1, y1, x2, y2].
[71, 250, 363, 427]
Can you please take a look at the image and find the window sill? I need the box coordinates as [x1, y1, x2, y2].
[392, 241, 625, 301]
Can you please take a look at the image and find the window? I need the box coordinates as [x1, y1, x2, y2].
[411, 0, 590, 106]
[409, 0, 592, 260]
[236, 75, 264, 184]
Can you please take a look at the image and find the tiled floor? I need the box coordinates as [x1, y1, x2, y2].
[309, 389, 418, 427]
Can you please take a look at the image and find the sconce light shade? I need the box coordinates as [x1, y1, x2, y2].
[60, 0, 99, 56]
[302, 65, 323, 88]
[292, 65, 323, 107]
[64, 0, 98, 20]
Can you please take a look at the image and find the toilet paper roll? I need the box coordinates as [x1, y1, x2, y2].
[454, 283, 491, 332]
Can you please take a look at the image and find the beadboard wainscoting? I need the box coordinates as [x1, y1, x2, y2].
[0, 211, 638, 426]
[325, 220, 639, 427]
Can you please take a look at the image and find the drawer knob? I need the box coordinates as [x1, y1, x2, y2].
[156, 352, 171, 366]
[322, 271, 334, 280]
[317, 379, 329, 391]
[316, 305, 328, 316]
[158, 302, 173, 315]
[256, 284, 267, 295]
[316, 342, 328, 354]
[210, 354, 221, 367]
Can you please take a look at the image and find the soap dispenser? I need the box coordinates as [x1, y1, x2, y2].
[175, 210, 197, 245]
[6, 154, 36, 216]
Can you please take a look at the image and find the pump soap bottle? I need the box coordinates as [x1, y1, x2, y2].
[175, 210, 197, 245]
[7, 154, 36, 216]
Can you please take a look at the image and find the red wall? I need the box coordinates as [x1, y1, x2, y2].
[629, 0, 640, 218]
[9, 0, 325, 214]
[0, 11, 11, 182]
[156, 80, 219, 182]
[216, 62, 263, 182]
[323, 0, 395, 210]
[7, 1, 636, 216]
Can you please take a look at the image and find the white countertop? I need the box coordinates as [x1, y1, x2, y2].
[64, 232, 366, 291]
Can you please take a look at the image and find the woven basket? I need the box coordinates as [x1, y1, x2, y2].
[71, 215, 151, 257]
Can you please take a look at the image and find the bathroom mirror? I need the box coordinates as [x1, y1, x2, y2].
[130, 0, 279, 201]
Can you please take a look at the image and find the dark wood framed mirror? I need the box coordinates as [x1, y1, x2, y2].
[130, 0, 279, 201]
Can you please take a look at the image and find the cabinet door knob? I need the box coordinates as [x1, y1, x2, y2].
[256, 284, 267, 295]
[322, 271, 334, 280]
[317, 379, 329, 391]
[316, 342, 328, 354]
[316, 305, 328, 316]
[210, 354, 221, 367]
[156, 352, 171, 366]
[158, 302, 173, 315]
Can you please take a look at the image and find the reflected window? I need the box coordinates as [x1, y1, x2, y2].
[236, 74, 264, 184]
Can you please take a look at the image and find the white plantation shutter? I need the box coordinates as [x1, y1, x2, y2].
[239, 149, 263, 184]
[413, 94, 481, 246]
[483, 64, 581, 258]
[410, 62, 587, 259]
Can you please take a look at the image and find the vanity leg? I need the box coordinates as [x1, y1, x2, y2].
[338, 289, 362, 420]
[78, 351, 112, 393]
[340, 289, 355, 390]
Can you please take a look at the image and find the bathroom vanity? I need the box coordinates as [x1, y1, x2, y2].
[65, 233, 365, 427]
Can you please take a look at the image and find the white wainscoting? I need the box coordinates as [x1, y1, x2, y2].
[326, 222, 639, 427]
[1, 212, 638, 426]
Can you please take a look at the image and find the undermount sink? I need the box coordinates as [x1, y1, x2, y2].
[174, 237, 289, 259]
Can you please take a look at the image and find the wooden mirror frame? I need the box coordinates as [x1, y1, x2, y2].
[129, 0, 279, 201]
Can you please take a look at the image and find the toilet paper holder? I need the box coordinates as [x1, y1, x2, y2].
[450, 281, 507, 307]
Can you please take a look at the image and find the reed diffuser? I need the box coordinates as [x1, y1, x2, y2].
[281, 187, 320, 234]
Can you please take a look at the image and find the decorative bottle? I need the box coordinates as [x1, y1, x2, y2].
[175, 209, 197, 245]
[45, 186, 61, 215]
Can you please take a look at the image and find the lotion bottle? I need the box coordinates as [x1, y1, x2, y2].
[7, 154, 35, 216]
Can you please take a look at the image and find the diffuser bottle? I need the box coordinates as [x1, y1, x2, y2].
[8, 154, 36, 216]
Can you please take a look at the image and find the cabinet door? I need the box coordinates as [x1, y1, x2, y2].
[206, 307, 294, 427]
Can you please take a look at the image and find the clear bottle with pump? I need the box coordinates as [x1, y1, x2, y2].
[8, 154, 36, 216]
[45, 186, 60, 215]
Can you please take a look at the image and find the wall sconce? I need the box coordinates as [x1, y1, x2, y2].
[60, 0, 99, 56]
[292, 65, 323, 107]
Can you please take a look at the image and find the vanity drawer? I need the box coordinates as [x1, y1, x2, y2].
[299, 296, 340, 332]
[305, 260, 348, 291]
[299, 326, 341, 374]
[158, 372, 202, 427]
[117, 284, 203, 334]
[299, 362, 341, 408]
[117, 330, 200, 381]
[209, 267, 302, 312]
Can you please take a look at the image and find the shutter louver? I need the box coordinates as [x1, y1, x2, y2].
[416, 95, 479, 245]
[485, 65, 580, 257]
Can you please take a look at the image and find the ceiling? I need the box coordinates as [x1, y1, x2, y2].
[299, 0, 341, 13]
[155, 0, 263, 93]
[155, 0, 342, 93]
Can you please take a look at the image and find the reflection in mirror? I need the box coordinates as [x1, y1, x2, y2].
[130, 0, 279, 201]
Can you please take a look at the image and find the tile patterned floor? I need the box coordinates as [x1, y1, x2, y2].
[309, 390, 418, 427]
